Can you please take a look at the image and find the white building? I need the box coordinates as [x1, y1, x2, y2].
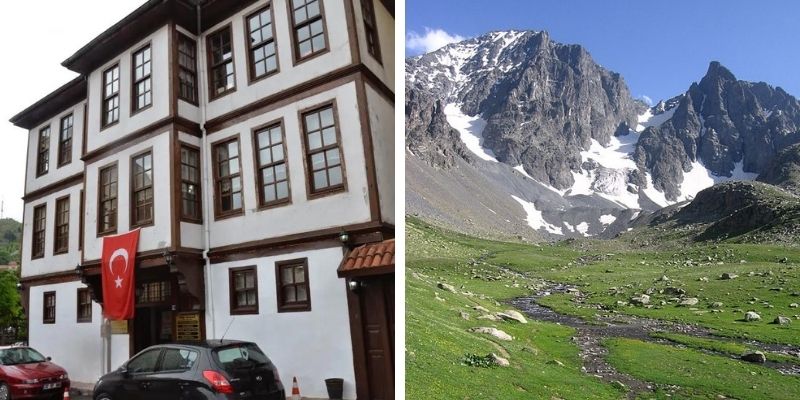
[11, 1, 395, 398]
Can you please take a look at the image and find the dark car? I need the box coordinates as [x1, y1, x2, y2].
[93, 340, 285, 400]
[0, 345, 70, 400]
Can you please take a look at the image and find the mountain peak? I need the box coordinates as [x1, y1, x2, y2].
[705, 61, 737, 82]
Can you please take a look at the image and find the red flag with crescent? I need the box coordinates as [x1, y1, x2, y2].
[101, 229, 140, 320]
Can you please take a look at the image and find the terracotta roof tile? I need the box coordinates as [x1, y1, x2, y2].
[338, 239, 395, 276]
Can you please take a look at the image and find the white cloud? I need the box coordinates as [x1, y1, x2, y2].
[640, 95, 654, 106]
[406, 27, 465, 54]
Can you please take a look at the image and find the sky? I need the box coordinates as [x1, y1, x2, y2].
[406, 0, 800, 106]
[0, 1, 145, 221]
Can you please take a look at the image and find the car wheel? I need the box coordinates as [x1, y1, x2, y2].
[0, 383, 9, 400]
[94, 393, 112, 400]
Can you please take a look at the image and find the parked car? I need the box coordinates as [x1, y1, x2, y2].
[0, 345, 70, 400]
[93, 340, 285, 400]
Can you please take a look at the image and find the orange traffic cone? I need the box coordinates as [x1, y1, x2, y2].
[291, 376, 301, 400]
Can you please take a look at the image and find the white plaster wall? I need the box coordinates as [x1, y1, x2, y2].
[85, 25, 171, 153]
[207, 82, 371, 248]
[202, 0, 354, 120]
[25, 101, 86, 193]
[206, 246, 355, 399]
[83, 131, 172, 261]
[365, 85, 395, 225]
[352, 0, 395, 92]
[28, 281, 106, 385]
[21, 185, 83, 278]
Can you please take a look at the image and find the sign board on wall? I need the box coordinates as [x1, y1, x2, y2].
[110, 320, 129, 334]
[175, 312, 202, 341]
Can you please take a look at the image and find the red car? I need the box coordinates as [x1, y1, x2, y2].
[0, 346, 70, 400]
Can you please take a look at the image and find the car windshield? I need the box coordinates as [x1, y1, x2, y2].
[213, 343, 269, 372]
[0, 348, 47, 366]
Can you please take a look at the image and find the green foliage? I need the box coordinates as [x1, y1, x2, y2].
[460, 353, 496, 368]
[0, 270, 22, 327]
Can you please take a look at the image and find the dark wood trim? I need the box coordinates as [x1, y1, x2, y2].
[298, 100, 348, 200]
[31, 203, 47, 260]
[82, 116, 199, 163]
[207, 221, 392, 263]
[130, 41, 155, 117]
[10, 76, 86, 130]
[359, 0, 383, 64]
[56, 111, 75, 168]
[170, 129, 180, 249]
[228, 266, 259, 315]
[35, 124, 52, 178]
[344, 0, 362, 66]
[206, 23, 238, 102]
[76, 287, 92, 323]
[79, 189, 85, 251]
[20, 270, 81, 286]
[354, 75, 381, 223]
[100, 62, 121, 131]
[251, 118, 292, 210]
[344, 279, 369, 399]
[129, 147, 156, 229]
[80, 247, 200, 274]
[96, 160, 119, 237]
[210, 134, 245, 220]
[175, 30, 200, 106]
[52, 194, 71, 255]
[42, 291, 56, 324]
[275, 258, 311, 313]
[177, 142, 203, 223]
[339, 264, 393, 278]
[22, 172, 83, 202]
[244, 3, 281, 85]
[286, 0, 331, 66]
[362, 66, 394, 104]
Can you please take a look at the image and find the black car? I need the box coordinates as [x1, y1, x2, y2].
[93, 340, 285, 400]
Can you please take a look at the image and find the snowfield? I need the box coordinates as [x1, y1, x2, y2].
[511, 195, 563, 235]
[444, 103, 497, 162]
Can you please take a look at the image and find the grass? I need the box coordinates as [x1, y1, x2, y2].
[650, 332, 800, 365]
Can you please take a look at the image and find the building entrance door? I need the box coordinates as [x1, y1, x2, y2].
[358, 275, 394, 400]
[132, 279, 175, 354]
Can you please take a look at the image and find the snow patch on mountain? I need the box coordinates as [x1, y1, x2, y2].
[576, 222, 591, 236]
[676, 160, 760, 201]
[636, 106, 677, 132]
[444, 103, 497, 162]
[600, 214, 617, 225]
[511, 195, 563, 235]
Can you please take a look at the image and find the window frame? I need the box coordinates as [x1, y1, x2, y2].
[244, 4, 280, 84]
[229, 266, 259, 315]
[130, 149, 155, 228]
[287, 0, 330, 64]
[36, 125, 50, 177]
[299, 101, 347, 199]
[176, 33, 199, 105]
[275, 258, 311, 313]
[31, 204, 46, 259]
[97, 162, 119, 236]
[101, 63, 121, 129]
[57, 113, 74, 167]
[205, 24, 237, 101]
[360, 0, 382, 62]
[77, 288, 92, 323]
[43, 291, 56, 324]
[131, 43, 153, 115]
[53, 195, 70, 255]
[212, 136, 244, 220]
[252, 119, 291, 209]
[179, 144, 203, 223]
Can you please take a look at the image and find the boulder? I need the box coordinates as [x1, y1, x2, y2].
[469, 327, 513, 341]
[477, 314, 500, 321]
[790, 303, 799, 308]
[710, 302, 724, 309]
[437, 283, 457, 293]
[663, 287, 686, 296]
[498, 310, 528, 324]
[774, 316, 791, 325]
[745, 311, 761, 322]
[679, 298, 699, 306]
[489, 353, 510, 367]
[741, 351, 766, 363]
[459, 311, 470, 320]
[473, 305, 489, 313]
[721, 273, 739, 280]
[630, 295, 650, 306]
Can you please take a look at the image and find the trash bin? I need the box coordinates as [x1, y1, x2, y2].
[324, 378, 344, 399]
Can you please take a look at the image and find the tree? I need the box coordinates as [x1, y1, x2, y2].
[0, 271, 22, 328]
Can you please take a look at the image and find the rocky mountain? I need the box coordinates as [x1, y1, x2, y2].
[406, 30, 800, 240]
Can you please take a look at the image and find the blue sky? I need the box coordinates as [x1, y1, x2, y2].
[406, 0, 800, 104]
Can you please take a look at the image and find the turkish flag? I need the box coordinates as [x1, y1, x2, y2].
[101, 229, 140, 320]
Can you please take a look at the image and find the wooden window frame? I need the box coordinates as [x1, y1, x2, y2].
[43, 291, 56, 324]
[360, 0, 382, 62]
[287, 0, 329, 65]
[176, 33, 199, 105]
[275, 258, 311, 313]
[97, 162, 119, 236]
[300, 101, 347, 199]
[252, 120, 291, 209]
[180, 144, 202, 223]
[244, 4, 280, 84]
[57, 113, 74, 167]
[36, 125, 50, 177]
[77, 288, 92, 323]
[131, 43, 153, 115]
[229, 266, 259, 315]
[53, 195, 70, 255]
[212, 136, 244, 220]
[130, 149, 155, 228]
[31, 204, 46, 259]
[206, 24, 236, 101]
[101, 63, 121, 129]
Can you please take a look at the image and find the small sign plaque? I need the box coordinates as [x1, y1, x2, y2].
[110, 320, 128, 334]
[175, 311, 202, 341]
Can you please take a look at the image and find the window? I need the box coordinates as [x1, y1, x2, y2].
[302, 104, 344, 194]
[290, 0, 327, 60]
[32, 204, 46, 259]
[207, 26, 235, 98]
[132, 45, 152, 112]
[180, 146, 202, 221]
[254, 123, 290, 207]
[127, 349, 162, 374]
[229, 267, 258, 315]
[360, 0, 381, 60]
[177, 34, 198, 103]
[54, 196, 69, 254]
[246, 6, 278, 80]
[131, 151, 154, 226]
[102, 64, 120, 127]
[159, 348, 198, 372]
[98, 164, 118, 235]
[137, 281, 171, 304]
[77, 288, 92, 323]
[213, 139, 243, 216]
[276, 259, 310, 312]
[36, 126, 50, 176]
[58, 114, 73, 167]
[43, 292, 56, 324]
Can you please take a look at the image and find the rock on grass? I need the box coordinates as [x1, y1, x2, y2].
[469, 327, 513, 341]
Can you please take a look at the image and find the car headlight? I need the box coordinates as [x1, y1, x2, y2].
[22, 379, 39, 384]
[59, 373, 69, 380]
